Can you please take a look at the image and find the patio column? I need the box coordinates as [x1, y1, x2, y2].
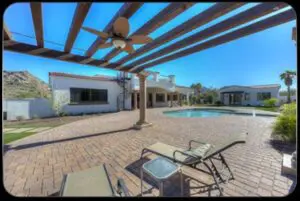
[133, 92, 138, 110]
[133, 72, 152, 129]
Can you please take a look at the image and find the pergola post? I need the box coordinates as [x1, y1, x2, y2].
[170, 92, 173, 107]
[133, 91, 138, 110]
[133, 72, 152, 129]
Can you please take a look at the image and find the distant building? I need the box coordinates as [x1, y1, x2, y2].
[219, 84, 281, 106]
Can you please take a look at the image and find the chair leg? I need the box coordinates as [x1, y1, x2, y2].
[219, 153, 234, 180]
[203, 161, 223, 196]
[209, 158, 226, 183]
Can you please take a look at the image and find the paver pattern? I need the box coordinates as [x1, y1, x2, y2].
[3, 107, 296, 197]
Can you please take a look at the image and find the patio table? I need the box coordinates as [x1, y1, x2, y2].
[140, 156, 183, 196]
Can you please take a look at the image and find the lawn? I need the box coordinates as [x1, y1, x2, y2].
[4, 132, 37, 144]
[192, 104, 279, 112]
[4, 113, 104, 128]
[3, 113, 105, 144]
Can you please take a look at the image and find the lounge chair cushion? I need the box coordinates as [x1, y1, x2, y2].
[184, 143, 212, 159]
[60, 165, 114, 196]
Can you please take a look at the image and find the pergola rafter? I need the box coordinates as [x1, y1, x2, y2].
[131, 9, 296, 73]
[3, 23, 12, 41]
[3, 3, 295, 73]
[30, 2, 44, 47]
[101, 2, 195, 61]
[108, 2, 246, 68]
[84, 2, 144, 58]
[64, 2, 92, 53]
[120, 2, 288, 71]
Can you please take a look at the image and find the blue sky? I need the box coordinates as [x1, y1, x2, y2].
[3, 3, 297, 89]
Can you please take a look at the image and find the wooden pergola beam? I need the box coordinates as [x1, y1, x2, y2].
[85, 2, 144, 57]
[101, 2, 195, 61]
[121, 2, 289, 71]
[30, 2, 44, 47]
[132, 9, 296, 73]
[110, 2, 245, 68]
[4, 41, 121, 69]
[64, 3, 92, 53]
[3, 23, 12, 40]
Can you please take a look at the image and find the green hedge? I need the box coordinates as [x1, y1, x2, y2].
[263, 98, 278, 107]
[272, 103, 296, 142]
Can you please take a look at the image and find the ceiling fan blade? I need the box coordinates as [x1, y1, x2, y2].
[113, 17, 129, 38]
[123, 44, 135, 54]
[82, 27, 109, 39]
[129, 35, 153, 44]
[97, 42, 113, 49]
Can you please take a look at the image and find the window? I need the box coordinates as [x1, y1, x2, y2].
[70, 88, 108, 104]
[244, 93, 250, 101]
[156, 93, 165, 102]
[257, 92, 271, 101]
[173, 94, 178, 101]
[167, 94, 170, 101]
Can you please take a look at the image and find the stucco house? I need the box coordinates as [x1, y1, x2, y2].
[219, 84, 281, 106]
[49, 72, 192, 115]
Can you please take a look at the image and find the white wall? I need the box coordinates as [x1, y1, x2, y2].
[3, 98, 55, 120]
[50, 76, 131, 115]
[3, 99, 30, 120]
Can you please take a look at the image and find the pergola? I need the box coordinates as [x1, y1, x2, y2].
[3, 2, 296, 129]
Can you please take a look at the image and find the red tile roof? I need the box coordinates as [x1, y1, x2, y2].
[49, 72, 115, 81]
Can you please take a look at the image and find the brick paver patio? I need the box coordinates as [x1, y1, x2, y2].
[3, 107, 296, 196]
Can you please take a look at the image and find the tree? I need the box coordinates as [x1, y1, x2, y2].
[190, 83, 202, 95]
[280, 70, 296, 103]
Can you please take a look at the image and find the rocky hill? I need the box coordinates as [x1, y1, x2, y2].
[3, 70, 51, 99]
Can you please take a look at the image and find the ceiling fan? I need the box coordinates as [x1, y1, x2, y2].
[82, 17, 153, 54]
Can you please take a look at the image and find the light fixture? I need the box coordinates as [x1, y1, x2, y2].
[112, 39, 126, 49]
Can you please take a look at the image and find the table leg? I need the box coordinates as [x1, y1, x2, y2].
[160, 181, 164, 197]
[180, 169, 183, 197]
[140, 168, 143, 197]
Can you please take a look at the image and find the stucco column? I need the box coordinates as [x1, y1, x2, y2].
[133, 92, 138, 110]
[152, 92, 155, 108]
[134, 72, 152, 129]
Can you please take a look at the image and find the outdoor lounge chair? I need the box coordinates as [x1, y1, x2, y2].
[140, 132, 248, 196]
[59, 164, 130, 197]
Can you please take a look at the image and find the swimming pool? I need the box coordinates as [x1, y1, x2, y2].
[163, 109, 275, 118]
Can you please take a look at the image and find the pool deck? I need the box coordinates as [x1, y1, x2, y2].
[4, 106, 295, 197]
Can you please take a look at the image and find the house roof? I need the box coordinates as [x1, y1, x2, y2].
[49, 72, 115, 82]
[176, 85, 192, 89]
[220, 84, 280, 90]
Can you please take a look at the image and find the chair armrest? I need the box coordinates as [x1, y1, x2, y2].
[188, 140, 207, 150]
[116, 178, 130, 197]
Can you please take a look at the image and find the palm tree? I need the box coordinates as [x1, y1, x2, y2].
[280, 70, 296, 103]
[190, 83, 202, 95]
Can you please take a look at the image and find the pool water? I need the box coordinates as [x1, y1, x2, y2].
[163, 109, 274, 118]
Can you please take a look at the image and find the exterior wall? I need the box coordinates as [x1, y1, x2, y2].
[29, 98, 55, 118]
[3, 98, 55, 120]
[220, 86, 280, 106]
[278, 95, 297, 103]
[50, 76, 131, 115]
[3, 99, 30, 120]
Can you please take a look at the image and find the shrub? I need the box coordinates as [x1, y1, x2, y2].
[16, 116, 24, 121]
[215, 100, 223, 106]
[59, 112, 68, 117]
[272, 103, 296, 142]
[263, 98, 278, 107]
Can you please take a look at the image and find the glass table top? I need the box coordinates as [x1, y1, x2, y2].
[142, 157, 179, 180]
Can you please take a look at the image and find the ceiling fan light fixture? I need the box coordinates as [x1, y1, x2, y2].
[112, 39, 126, 49]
